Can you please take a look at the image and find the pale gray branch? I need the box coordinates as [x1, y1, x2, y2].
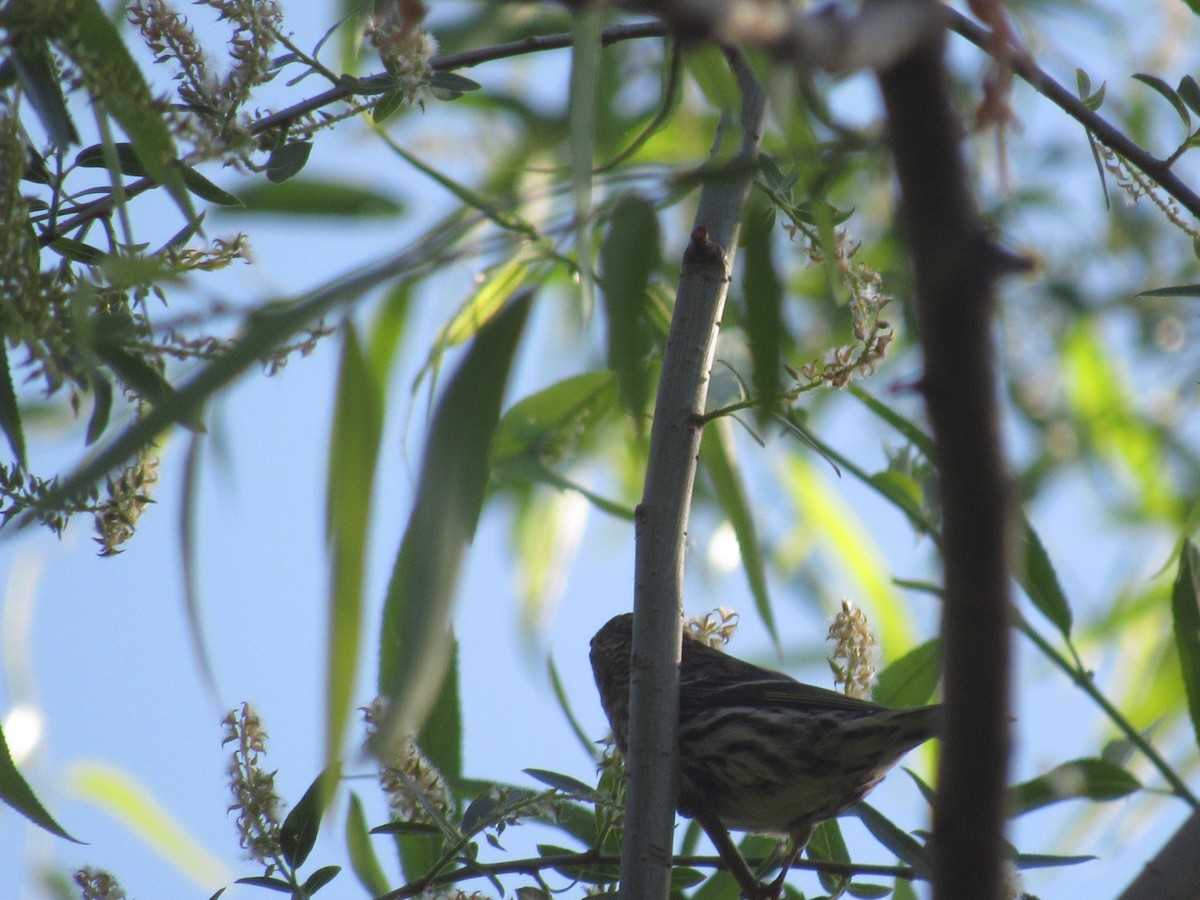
[620, 47, 765, 900]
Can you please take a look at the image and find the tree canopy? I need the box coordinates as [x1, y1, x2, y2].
[2, 0, 1200, 898]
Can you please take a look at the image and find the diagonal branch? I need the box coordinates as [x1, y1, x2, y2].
[943, 7, 1200, 222]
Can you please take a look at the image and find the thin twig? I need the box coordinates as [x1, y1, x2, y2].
[374, 850, 920, 900]
[943, 7, 1200, 221]
[36, 21, 667, 246]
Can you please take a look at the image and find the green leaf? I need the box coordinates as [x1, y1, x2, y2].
[0, 725, 79, 842]
[50, 0, 194, 220]
[394, 626, 463, 880]
[847, 884, 893, 899]
[547, 655, 600, 760]
[92, 333, 203, 431]
[436, 256, 532, 350]
[17, 213, 479, 534]
[1133, 73, 1191, 129]
[235, 876, 293, 892]
[847, 386, 934, 456]
[84, 374, 112, 446]
[302, 865, 341, 894]
[684, 44, 739, 110]
[377, 137, 544, 243]
[266, 141, 313, 183]
[1136, 283, 1200, 298]
[1015, 517, 1073, 637]
[460, 793, 499, 835]
[670, 867, 706, 889]
[49, 237, 106, 264]
[866, 469, 929, 534]
[370, 821, 442, 835]
[325, 326, 384, 769]
[568, 5, 602, 313]
[181, 167, 242, 206]
[807, 819, 850, 894]
[1008, 757, 1140, 817]
[371, 90, 406, 123]
[391, 637, 463, 882]
[75, 141, 144, 174]
[873, 639, 941, 708]
[280, 767, 336, 869]
[0, 343, 27, 466]
[491, 371, 617, 469]
[700, 419, 777, 644]
[428, 71, 482, 94]
[12, 38, 78, 147]
[742, 193, 784, 422]
[1010, 852, 1096, 870]
[70, 761, 226, 880]
[598, 193, 660, 429]
[1172, 541, 1200, 754]
[1179, 76, 1200, 118]
[523, 768, 598, 798]
[235, 179, 404, 217]
[1075, 68, 1106, 112]
[418, 637, 463, 783]
[373, 292, 532, 749]
[851, 803, 929, 874]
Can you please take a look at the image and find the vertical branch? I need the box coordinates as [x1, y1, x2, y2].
[620, 48, 765, 900]
[874, 8, 1015, 900]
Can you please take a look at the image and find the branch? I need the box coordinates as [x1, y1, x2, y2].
[943, 7, 1200, 222]
[873, 7, 1015, 900]
[375, 850, 920, 899]
[36, 21, 667, 247]
[621, 46, 765, 900]
[1118, 810, 1200, 900]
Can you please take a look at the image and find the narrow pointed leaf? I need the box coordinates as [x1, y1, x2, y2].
[12, 39, 78, 147]
[302, 865, 341, 894]
[851, 803, 929, 874]
[742, 194, 784, 422]
[236, 179, 404, 217]
[1015, 517, 1073, 637]
[1133, 73, 1191, 129]
[1172, 541, 1200, 754]
[524, 768, 597, 798]
[873, 639, 941, 708]
[281, 768, 337, 868]
[326, 326, 384, 769]
[598, 193, 659, 428]
[0, 343, 27, 467]
[345, 793, 389, 896]
[50, 0, 194, 220]
[374, 291, 532, 749]
[1007, 757, 1140, 817]
[700, 419, 777, 643]
[568, 6, 602, 312]
[0, 725, 79, 842]
[70, 761, 229, 881]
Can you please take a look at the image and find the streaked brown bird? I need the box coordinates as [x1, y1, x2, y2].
[589, 612, 940, 899]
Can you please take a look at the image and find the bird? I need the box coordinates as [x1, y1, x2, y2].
[589, 612, 940, 898]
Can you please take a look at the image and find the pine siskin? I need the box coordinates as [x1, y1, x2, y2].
[590, 612, 940, 897]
